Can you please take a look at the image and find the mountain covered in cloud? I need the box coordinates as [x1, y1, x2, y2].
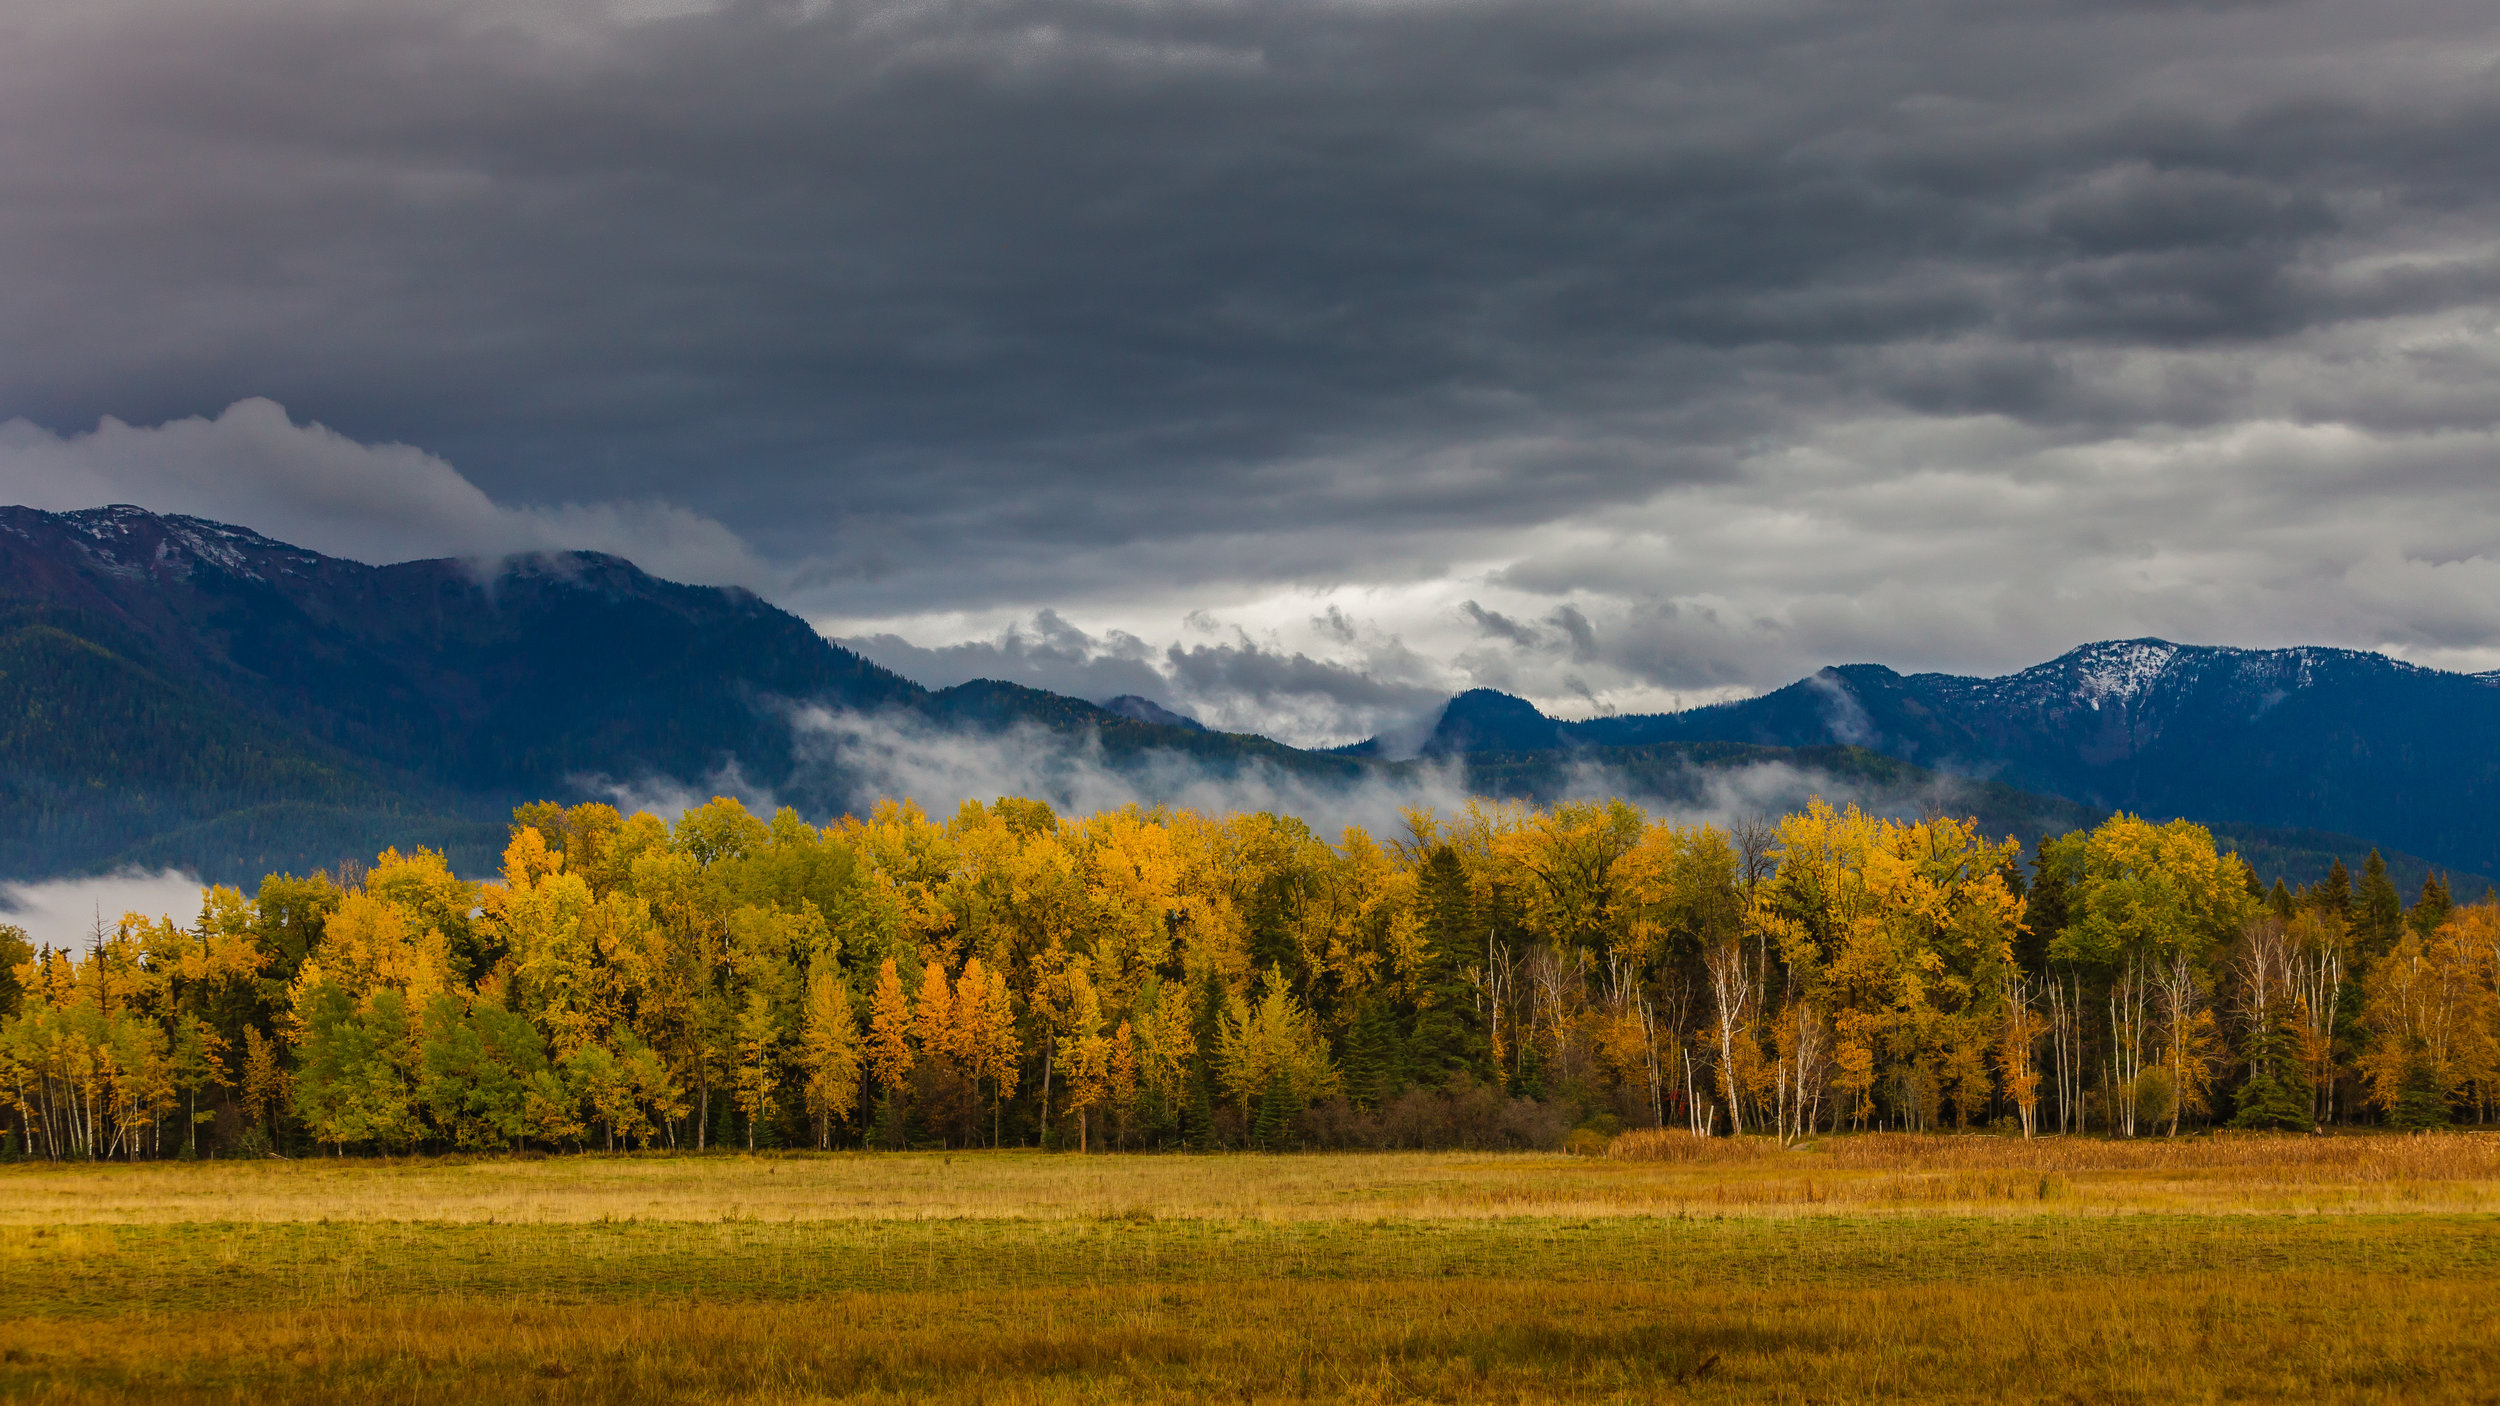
[1099, 696, 1207, 731]
[0, 505, 2096, 884]
[0, 504, 1314, 880]
[2, 504, 2483, 893]
[1376, 640, 2500, 880]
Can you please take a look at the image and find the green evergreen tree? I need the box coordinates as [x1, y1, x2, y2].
[1407, 845, 1491, 1085]
[2019, 840, 2071, 974]
[1251, 1068, 1291, 1151]
[1185, 1072, 1217, 1152]
[2229, 1004, 2313, 1131]
[2266, 877, 2295, 922]
[2357, 851, 2404, 961]
[1343, 998, 1407, 1107]
[1511, 1037, 1549, 1102]
[1187, 970, 1228, 1149]
[2313, 859, 2352, 927]
[2408, 872, 2454, 939]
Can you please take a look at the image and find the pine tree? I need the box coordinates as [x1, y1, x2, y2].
[2356, 851, 2404, 961]
[1188, 971, 1227, 1146]
[1251, 1067, 1291, 1151]
[1407, 845, 1490, 1086]
[2314, 859, 2353, 926]
[2408, 872, 2453, 939]
[2360, 840, 2400, 950]
[2230, 1003, 2313, 1131]
[1512, 1037, 1549, 1101]
[2020, 841, 2071, 974]
[1345, 998, 1406, 1107]
[2266, 878, 2295, 922]
[1185, 1072, 1217, 1151]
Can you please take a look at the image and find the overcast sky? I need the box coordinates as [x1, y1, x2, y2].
[5, 0, 2499, 744]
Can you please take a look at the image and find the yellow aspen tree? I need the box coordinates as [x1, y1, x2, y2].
[1059, 970, 1108, 1151]
[1937, 1016, 1995, 1130]
[620, 1036, 683, 1148]
[2447, 905, 2500, 1114]
[731, 992, 780, 1150]
[1997, 972, 2043, 1137]
[867, 957, 915, 1143]
[912, 957, 959, 1137]
[481, 828, 605, 1057]
[2359, 918, 2494, 1121]
[1027, 945, 1074, 1134]
[240, 1025, 288, 1147]
[564, 1043, 636, 1152]
[1132, 978, 1195, 1132]
[167, 1015, 228, 1157]
[799, 969, 862, 1147]
[946, 957, 1005, 1145]
[1106, 1020, 1139, 1149]
[1078, 810, 1186, 1007]
[969, 960, 1020, 1147]
[913, 957, 954, 1066]
[947, 958, 986, 1077]
[1829, 1037, 1875, 1132]
[1214, 969, 1340, 1117]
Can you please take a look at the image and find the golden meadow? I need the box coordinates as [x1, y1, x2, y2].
[4, 1139, 2500, 1402]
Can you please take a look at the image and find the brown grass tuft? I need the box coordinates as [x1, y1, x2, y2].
[1603, 1129, 1764, 1164]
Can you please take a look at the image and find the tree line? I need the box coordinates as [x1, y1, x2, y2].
[2, 793, 2492, 1159]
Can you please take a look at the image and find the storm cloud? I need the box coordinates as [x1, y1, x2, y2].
[8, 0, 2500, 742]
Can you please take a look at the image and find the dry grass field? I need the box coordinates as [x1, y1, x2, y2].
[4, 1132, 2498, 1402]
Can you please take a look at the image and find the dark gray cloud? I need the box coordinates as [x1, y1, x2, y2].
[7, 0, 2500, 741]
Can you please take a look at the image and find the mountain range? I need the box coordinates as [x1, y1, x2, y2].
[1364, 639, 2500, 884]
[0, 505, 1334, 882]
[1, 504, 2489, 894]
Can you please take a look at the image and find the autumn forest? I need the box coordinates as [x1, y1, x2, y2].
[5, 792, 2490, 1163]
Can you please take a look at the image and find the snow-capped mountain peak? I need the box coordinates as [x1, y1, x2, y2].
[2056, 639, 2181, 710]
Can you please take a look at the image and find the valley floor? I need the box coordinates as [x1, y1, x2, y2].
[4, 1134, 2497, 1403]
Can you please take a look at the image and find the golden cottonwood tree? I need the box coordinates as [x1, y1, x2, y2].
[797, 968, 861, 1146]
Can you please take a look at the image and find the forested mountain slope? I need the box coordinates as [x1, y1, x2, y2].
[1374, 641, 2500, 880]
[0, 506, 1241, 878]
